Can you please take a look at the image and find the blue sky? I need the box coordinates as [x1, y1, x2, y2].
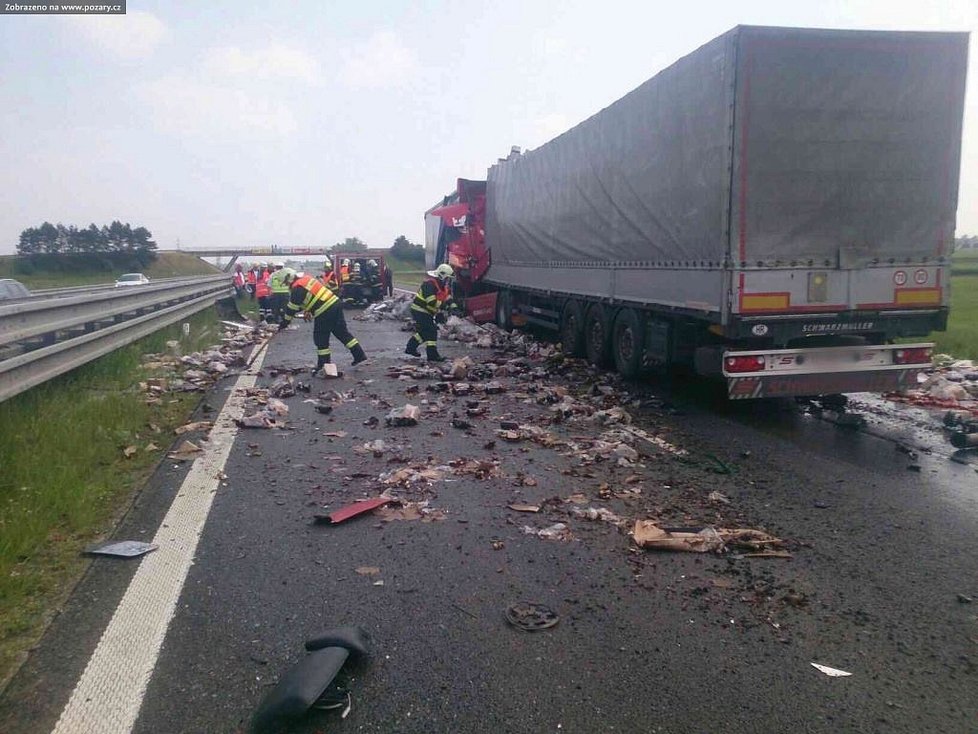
[0, 0, 975, 253]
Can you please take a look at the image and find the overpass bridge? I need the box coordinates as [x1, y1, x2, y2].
[164, 247, 337, 271]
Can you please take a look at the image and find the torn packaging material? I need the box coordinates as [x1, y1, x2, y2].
[632, 521, 786, 554]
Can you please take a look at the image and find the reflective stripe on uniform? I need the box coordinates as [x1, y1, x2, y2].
[345, 338, 359, 349]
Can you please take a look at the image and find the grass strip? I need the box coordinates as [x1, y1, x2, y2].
[0, 306, 223, 687]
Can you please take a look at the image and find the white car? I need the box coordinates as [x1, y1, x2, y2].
[114, 273, 150, 287]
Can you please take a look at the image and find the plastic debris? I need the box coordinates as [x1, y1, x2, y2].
[315, 497, 392, 525]
[84, 540, 157, 558]
[811, 663, 852, 677]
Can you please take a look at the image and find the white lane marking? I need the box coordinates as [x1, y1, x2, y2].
[51, 341, 271, 734]
[393, 287, 414, 296]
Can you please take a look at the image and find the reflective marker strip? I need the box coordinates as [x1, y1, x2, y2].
[51, 341, 271, 734]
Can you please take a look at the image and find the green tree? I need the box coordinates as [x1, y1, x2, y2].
[390, 234, 425, 262]
[332, 236, 367, 253]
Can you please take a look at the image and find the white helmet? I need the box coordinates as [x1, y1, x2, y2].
[427, 263, 454, 279]
[273, 261, 285, 268]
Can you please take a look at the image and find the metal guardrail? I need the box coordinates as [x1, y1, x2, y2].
[0, 275, 233, 402]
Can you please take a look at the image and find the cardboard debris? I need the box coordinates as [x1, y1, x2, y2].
[571, 506, 626, 525]
[175, 421, 213, 435]
[123, 445, 137, 459]
[521, 523, 572, 541]
[355, 566, 381, 576]
[507, 503, 541, 513]
[169, 440, 204, 460]
[375, 500, 447, 523]
[386, 404, 421, 427]
[633, 521, 786, 555]
[235, 413, 281, 429]
[632, 522, 724, 553]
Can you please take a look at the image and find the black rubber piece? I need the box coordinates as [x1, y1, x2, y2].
[304, 625, 371, 656]
[249, 626, 370, 733]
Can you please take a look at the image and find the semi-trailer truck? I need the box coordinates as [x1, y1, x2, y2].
[424, 25, 968, 399]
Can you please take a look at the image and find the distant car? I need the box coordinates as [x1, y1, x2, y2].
[0, 278, 31, 300]
[114, 273, 150, 288]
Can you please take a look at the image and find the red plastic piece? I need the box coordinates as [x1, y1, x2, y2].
[323, 497, 391, 524]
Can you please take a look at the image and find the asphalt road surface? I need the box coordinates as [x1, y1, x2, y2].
[1, 313, 976, 734]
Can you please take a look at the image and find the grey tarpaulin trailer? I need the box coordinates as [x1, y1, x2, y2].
[438, 26, 969, 398]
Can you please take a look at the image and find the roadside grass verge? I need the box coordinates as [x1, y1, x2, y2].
[0, 252, 221, 290]
[0, 307, 223, 687]
[934, 273, 978, 359]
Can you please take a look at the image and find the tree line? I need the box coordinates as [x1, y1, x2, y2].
[17, 221, 157, 255]
[329, 235, 425, 263]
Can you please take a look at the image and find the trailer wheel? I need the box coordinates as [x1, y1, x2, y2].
[613, 308, 645, 378]
[584, 304, 613, 367]
[560, 300, 586, 357]
[495, 290, 512, 331]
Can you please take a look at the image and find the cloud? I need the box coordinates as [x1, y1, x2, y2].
[66, 11, 167, 60]
[340, 31, 420, 89]
[535, 34, 568, 57]
[136, 76, 297, 138]
[202, 44, 320, 84]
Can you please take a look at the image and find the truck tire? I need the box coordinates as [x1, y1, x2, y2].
[612, 308, 645, 378]
[560, 300, 586, 357]
[584, 304, 613, 367]
[495, 290, 512, 331]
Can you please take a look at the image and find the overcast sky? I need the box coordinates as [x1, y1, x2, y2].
[0, 0, 975, 254]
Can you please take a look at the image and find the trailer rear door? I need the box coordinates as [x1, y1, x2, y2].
[730, 27, 967, 316]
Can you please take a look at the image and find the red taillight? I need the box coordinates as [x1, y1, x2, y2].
[893, 347, 932, 365]
[725, 355, 766, 373]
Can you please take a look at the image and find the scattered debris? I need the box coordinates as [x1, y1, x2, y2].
[504, 601, 560, 632]
[708, 491, 730, 505]
[122, 445, 137, 459]
[570, 506, 626, 526]
[386, 404, 421, 427]
[521, 523, 572, 541]
[507, 503, 541, 513]
[355, 566, 381, 576]
[84, 540, 157, 558]
[169, 440, 204, 460]
[175, 421, 213, 435]
[375, 499, 447, 523]
[957, 593, 974, 604]
[811, 663, 853, 678]
[315, 497, 392, 525]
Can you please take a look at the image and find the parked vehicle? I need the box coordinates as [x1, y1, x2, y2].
[114, 273, 150, 288]
[0, 278, 31, 300]
[425, 25, 968, 399]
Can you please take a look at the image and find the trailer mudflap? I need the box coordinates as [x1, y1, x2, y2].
[465, 291, 497, 323]
[722, 343, 932, 399]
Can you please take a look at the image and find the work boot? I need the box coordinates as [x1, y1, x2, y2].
[405, 346, 421, 357]
[426, 345, 447, 363]
[351, 344, 368, 366]
[315, 355, 331, 371]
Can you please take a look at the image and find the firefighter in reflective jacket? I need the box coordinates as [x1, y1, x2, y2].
[255, 266, 272, 321]
[278, 269, 368, 372]
[405, 264, 458, 362]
